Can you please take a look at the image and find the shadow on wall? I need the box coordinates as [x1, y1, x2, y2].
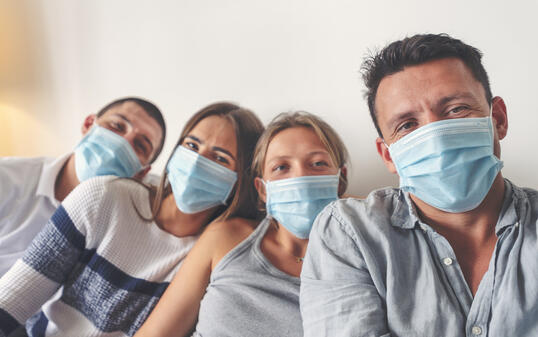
[0, 0, 56, 157]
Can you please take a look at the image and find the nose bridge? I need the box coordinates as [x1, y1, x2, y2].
[423, 106, 442, 124]
[197, 144, 212, 160]
[292, 161, 308, 178]
[123, 128, 137, 147]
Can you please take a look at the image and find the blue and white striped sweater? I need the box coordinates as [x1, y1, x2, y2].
[0, 176, 197, 337]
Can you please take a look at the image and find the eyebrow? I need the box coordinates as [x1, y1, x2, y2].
[307, 150, 331, 157]
[385, 92, 480, 133]
[185, 135, 236, 161]
[265, 151, 331, 165]
[435, 93, 479, 109]
[113, 113, 154, 153]
[386, 111, 417, 134]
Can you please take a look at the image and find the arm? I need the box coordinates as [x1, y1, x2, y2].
[0, 177, 107, 336]
[135, 217, 254, 337]
[0, 205, 86, 335]
[134, 222, 219, 337]
[300, 205, 391, 337]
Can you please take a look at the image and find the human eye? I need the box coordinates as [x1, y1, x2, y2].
[184, 142, 199, 152]
[109, 121, 126, 132]
[312, 160, 329, 168]
[272, 163, 288, 173]
[215, 154, 230, 165]
[446, 105, 471, 117]
[395, 120, 418, 135]
[134, 139, 149, 156]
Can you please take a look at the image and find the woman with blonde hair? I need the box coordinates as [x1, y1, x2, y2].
[136, 111, 349, 337]
[0, 102, 264, 336]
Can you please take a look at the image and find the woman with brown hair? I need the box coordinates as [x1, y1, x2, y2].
[0, 102, 264, 337]
[135, 111, 349, 337]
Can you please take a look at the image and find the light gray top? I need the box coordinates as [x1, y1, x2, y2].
[301, 179, 538, 337]
[193, 217, 302, 337]
[0, 155, 70, 277]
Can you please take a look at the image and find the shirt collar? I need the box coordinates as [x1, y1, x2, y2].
[494, 179, 523, 235]
[35, 153, 72, 206]
[391, 179, 524, 233]
[390, 189, 421, 229]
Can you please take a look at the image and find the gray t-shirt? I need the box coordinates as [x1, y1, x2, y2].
[193, 217, 302, 337]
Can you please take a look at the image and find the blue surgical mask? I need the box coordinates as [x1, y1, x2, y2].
[388, 115, 503, 213]
[74, 125, 143, 182]
[166, 146, 238, 214]
[264, 173, 339, 239]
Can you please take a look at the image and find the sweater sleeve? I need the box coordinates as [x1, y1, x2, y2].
[0, 177, 109, 335]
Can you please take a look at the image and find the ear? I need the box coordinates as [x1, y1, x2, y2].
[376, 137, 397, 174]
[491, 96, 508, 140]
[133, 165, 151, 181]
[81, 114, 97, 135]
[254, 177, 267, 203]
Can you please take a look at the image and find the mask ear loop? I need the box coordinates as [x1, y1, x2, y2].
[261, 179, 278, 227]
[488, 100, 495, 144]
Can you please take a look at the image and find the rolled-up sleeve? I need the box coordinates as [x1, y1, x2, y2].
[300, 202, 391, 337]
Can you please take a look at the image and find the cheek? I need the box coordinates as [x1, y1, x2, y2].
[229, 160, 237, 172]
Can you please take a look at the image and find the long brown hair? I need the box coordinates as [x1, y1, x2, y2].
[151, 102, 264, 222]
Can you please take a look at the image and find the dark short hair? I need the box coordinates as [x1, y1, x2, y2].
[96, 97, 166, 163]
[361, 33, 493, 137]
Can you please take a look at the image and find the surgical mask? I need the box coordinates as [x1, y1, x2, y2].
[166, 146, 238, 214]
[74, 125, 143, 182]
[388, 115, 503, 213]
[264, 173, 339, 239]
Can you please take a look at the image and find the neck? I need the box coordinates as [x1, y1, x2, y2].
[412, 174, 506, 239]
[155, 193, 216, 237]
[273, 222, 309, 259]
[54, 154, 81, 202]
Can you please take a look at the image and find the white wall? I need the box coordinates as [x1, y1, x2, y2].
[1, 0, 537, 196]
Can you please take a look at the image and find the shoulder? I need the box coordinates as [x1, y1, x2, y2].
[198, 217, 258, 269]
[0, 156, 50, 179]
[509, 181, 538, 214]
[204, 216, 257, 236]
[518, 186, 538, 222]
[314, 187, 406, 238]
[62, 176, 150, 221]
[521, 186, 538, 202]
[201, 217, 257, 248]
[0, 157, 53, 204]
[0, 156, 50, 166]
[68, 176, 148, 202]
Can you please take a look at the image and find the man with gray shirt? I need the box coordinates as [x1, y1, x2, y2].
[301, 34, 538, 336]
[0, 97, 166, 276]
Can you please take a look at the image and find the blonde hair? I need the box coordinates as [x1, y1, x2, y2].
[252, 111, 349, 208]
[151, 102, 264, 222]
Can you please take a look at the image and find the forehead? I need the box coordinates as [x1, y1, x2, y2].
[265, 126, 328, 162]
[375, 58, 487, 120]
[189, 115, 237, 154]
[100, 101, 163, 146]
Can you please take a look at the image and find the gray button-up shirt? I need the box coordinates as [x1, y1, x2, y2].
[300, 180, 538, 337]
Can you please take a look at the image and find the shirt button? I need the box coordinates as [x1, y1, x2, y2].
[443, 257, 453, 266]
[471, 326, 482, 335]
